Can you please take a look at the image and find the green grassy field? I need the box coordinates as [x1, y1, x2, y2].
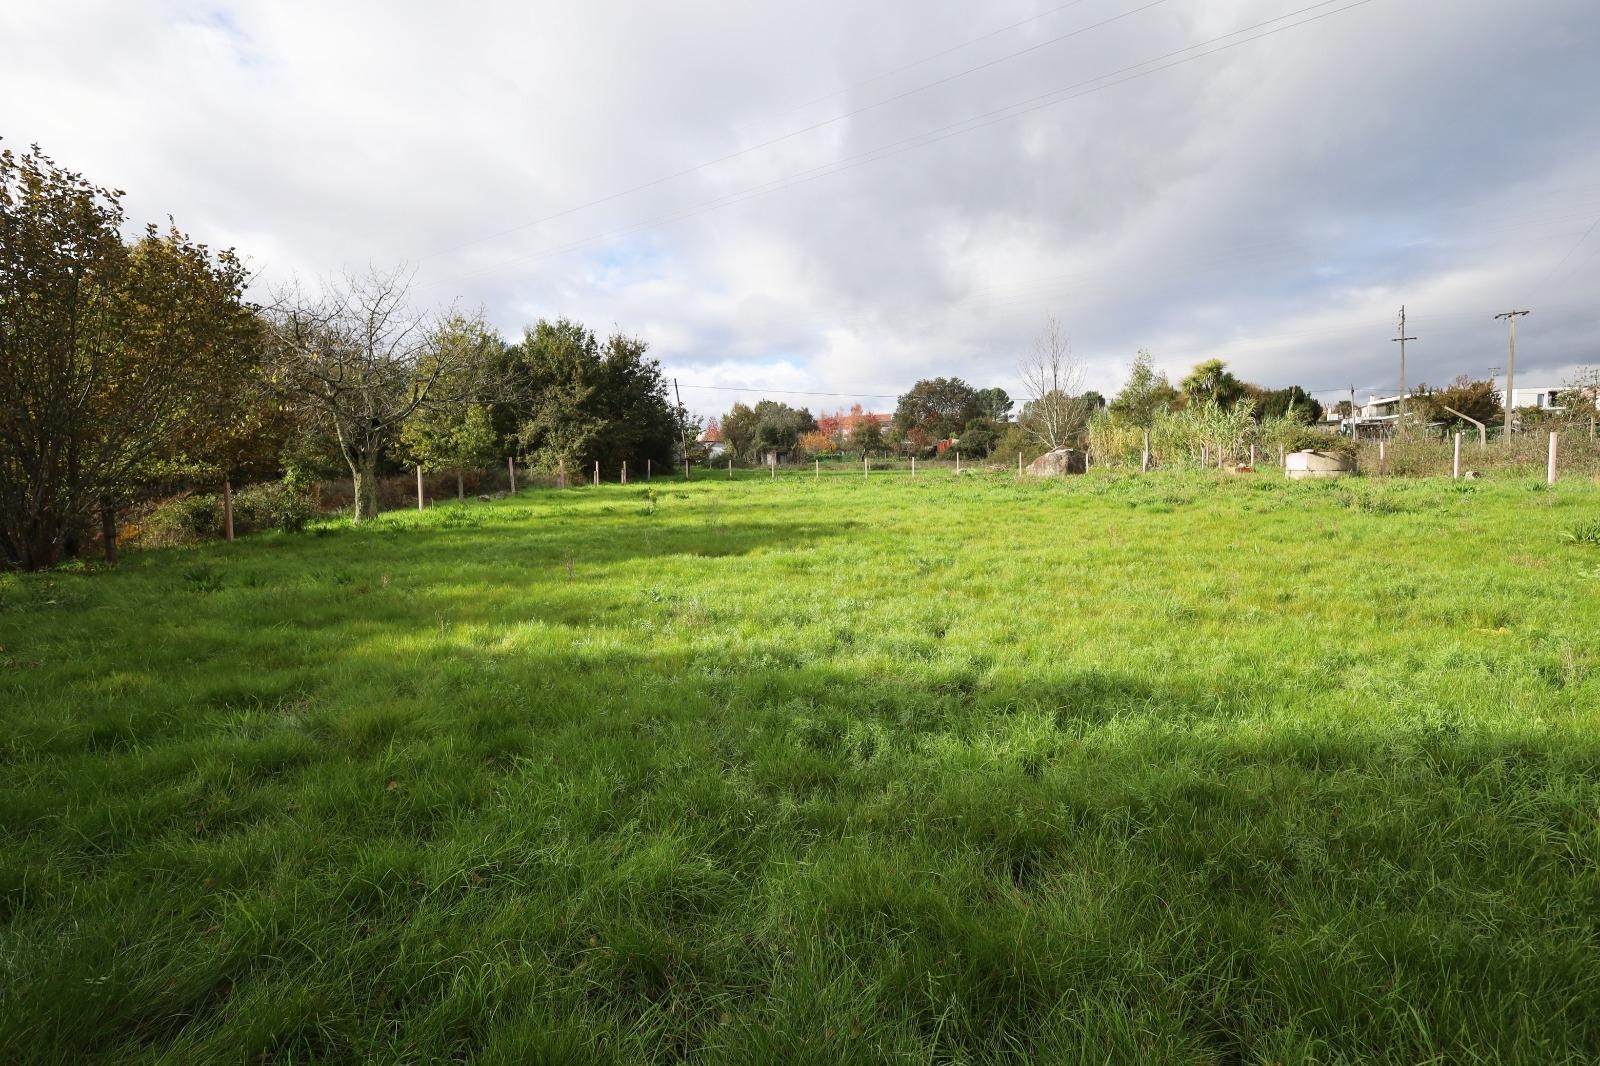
[4, 470, 1600, 1063]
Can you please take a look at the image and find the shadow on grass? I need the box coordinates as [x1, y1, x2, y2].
[4, 627, 1599, 1064]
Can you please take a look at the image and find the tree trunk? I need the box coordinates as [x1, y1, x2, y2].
[350, 453, 380, 521]
[100, 498, 118, 564]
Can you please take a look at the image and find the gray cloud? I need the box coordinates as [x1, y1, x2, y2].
[4, 0, 1596, 416]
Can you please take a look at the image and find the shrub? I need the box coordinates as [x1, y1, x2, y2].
[234, 481, 317, 534]
[130, 493, 223, 548]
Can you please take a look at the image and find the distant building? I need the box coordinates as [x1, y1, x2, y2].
[817, 408, 893, 440]
[1496, 383, 1570, 411]
[1320, 390, 1430, 438]
[698, 424, 727, 459]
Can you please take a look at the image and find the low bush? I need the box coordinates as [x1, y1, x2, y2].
[125, 480, 316, 549]
[234, 480, 317, 534]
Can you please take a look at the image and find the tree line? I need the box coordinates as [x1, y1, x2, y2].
[705, 319, 1332, 467]
[0, 145, 686, 569]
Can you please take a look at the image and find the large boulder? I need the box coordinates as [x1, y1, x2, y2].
[1285, 450, 1355, 480]
[1026, 448, 1086, 476]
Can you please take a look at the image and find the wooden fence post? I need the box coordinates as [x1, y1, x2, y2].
[1548, 431, 1558, 486]
[1201, 444, 1208, 467]
[593, 460, 599, 487]
[1452, 432, 1462, 479]
[621, 461, 627, 485]
[911, 456, 916, 478]
[864, 454, 869, 479]
[728, 459, 733, 479]
[1018, 451, 1023, 478]
[507, 456, 516, 493]
[955, 451, 961, 475]
[684, 459, 690, 479]
[1379, 440, 1387, 476]
[416, 465, 424, 510]
[814, 458, 819, 479]
[647, 458, 652, 481]
[1249, 444, 1256, 468]
[223, 478, 235, 541]
[456, 470, 464, 500]
[1142, 432, 1150, 473]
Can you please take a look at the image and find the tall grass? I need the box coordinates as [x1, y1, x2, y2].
[3, 470, 1600, 1062]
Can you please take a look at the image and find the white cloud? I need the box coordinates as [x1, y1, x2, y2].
[4, 0, 1596, 416]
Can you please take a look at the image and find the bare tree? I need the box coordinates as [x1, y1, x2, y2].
[1019, 315, 1089, 451]
[267, 267, 477, 520]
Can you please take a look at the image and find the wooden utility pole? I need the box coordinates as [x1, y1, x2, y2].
[672, 377, 689, 470]
[1495, 310, 1530, 437]
[1392, 305, 1416, 428]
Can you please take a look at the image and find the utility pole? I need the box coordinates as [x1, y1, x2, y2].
[1494, 311, 1530, 437]
[1392, 306, 1416, 429]
[672, 377, 689, 468]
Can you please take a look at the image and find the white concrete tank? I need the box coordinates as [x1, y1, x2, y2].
[1285, 450, 1355, 480]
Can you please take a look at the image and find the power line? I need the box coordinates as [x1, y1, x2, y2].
[418, 0, 1169, 263]
[429, 0, 1379, 291]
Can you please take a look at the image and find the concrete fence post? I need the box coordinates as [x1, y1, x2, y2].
[1379, 440, 1387, 476]
[1548, 431, 1558, 486]
[1452, 432, 1462, 479]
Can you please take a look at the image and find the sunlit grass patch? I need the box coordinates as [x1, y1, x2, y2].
[3, 470, 1600, 1062]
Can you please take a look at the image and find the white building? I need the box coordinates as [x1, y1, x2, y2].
[1495, 383, 1570, 411]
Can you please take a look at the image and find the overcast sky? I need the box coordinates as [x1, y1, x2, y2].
[4, 0, 1597, 416]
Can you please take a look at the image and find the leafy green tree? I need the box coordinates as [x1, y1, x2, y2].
[1108, 350, 1178, 426]
[720, 402, 759, 461]
[851, 414, 884, 457]
[1415, 376, 1502, 432]
[975, 387, 1014, 423]
[1257, 385, 1324, 424]
[1180, 359, 1247, 409]
[894, 377, 980, 444]
[1, 144, 261, 568]
[506, 318, 681, 477]
[751, 400, 818, 459]
[400, 316, 503, 498]
[954, 418, 997, 457]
